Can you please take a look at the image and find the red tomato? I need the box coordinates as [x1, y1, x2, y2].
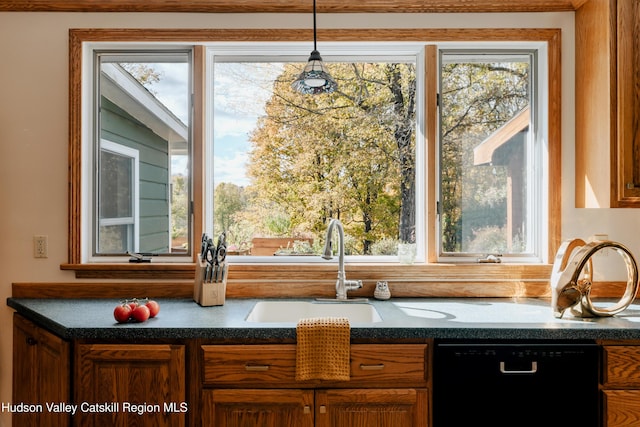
[113, 304, 132, 323]
[128, 299, 139, 311]
[131, 304, 150, 322]
[145, 300, 160, 318]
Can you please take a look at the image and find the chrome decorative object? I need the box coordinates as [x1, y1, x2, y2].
[550, 239, 639, 318]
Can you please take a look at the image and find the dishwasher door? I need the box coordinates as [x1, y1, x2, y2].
[433, 341, 599, 427]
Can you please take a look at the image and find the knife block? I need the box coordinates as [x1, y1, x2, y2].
[194, 254, 227, 306]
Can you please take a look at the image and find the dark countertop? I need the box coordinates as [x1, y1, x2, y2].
[8, 297, 640, 341]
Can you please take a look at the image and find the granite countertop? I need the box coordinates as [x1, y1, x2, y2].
[8, 297, 640, 341]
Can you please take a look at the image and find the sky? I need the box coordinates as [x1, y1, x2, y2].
[212, 63, 285, 188]
[147, 61, 285, 187]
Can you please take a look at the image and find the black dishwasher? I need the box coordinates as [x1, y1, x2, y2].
[433, 340, 599, 427]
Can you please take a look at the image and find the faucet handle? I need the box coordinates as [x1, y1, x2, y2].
[344, 280, 363, 291]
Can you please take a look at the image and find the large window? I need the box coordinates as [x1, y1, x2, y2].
[206, 43, 547, 263]
[71, 29, 560, 276]
[207, 45, 423, 261]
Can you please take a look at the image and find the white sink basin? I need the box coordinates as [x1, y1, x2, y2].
[246, 300, 382, 323]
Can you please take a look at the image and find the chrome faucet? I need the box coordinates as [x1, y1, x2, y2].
[322, 218, 363, 300]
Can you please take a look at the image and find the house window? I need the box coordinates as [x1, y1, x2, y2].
[437, 49, 546, 262]
[98, 140, 139, 254]
[71, 29, 559, 274]
[206, 44, 423, 261]
[88, 49, 193, 261]
[206, 43, 547, 263]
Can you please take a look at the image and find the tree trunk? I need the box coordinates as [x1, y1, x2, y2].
[388, 64, 416, 243]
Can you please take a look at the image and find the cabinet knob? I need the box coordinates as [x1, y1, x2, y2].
[26, 337, 37, 346]
[303, 406, 311, 414]
[319, 405, 326, 414]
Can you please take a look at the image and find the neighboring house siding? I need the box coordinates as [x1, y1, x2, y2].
[100, 96, 170, 253]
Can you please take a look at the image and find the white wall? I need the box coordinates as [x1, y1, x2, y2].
[1, 10, 638, 426]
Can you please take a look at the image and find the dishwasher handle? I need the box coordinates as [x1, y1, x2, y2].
[499, 361, 538, 374]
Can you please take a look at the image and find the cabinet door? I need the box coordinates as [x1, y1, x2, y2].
[616, 0, 640, 204]
[74, 344, 186, 427]
[13, 314, 70, 427]
[576, 0, 640, 207]
[603, 346, 640, 387]
[604, 390, 640, 427]
[202, 389, 314, 427]
[315, 388, 428, 427]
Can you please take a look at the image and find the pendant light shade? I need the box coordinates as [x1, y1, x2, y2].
[292, 0, 337, 95]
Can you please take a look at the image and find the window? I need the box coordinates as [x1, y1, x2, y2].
[87, 49, 193, 262]
[98, 140, 139, 253]
[207, 44, 423, 261]
[69, 29, 561, 280]
[437, 49, 546, 262]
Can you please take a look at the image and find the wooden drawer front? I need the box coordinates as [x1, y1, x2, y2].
[203, 344, 428, 387]
[604, 346, 640, 387]
[202, 345, 297, 386]
[604, 390, 640, 427]
[350, 344, 427, 385]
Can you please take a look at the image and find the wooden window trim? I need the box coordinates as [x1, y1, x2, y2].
[1, 1, 588, 13]
[65, 28, 561, 294]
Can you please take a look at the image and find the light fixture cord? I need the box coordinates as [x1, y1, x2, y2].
[313, 0, 318, 52]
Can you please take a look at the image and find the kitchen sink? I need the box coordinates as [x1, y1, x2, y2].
[245, 300, 382, 323]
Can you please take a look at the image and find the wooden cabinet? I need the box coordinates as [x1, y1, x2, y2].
[602, 345, 640, 426]
[203, 389, 315, 427]
[200, 343, 429, 427]
[315, 389, 428, 427]
[74, 343, 186, 427]
[576, 0, 640, 208]
[12, 314, 71, 427]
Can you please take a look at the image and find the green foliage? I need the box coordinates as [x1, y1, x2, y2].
[171, 174, 188, 241]
[214, 182, 247, 235]
[264, 211, 292, 237]
[370, 237, 401, 256]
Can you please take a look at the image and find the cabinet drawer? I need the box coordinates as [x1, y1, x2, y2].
[350, 344, 427, 385]
[604, 346, 640, 387]
[202, 345, 297, 385]
[202, 343, 428, 387]
[604, 390, 640, 427]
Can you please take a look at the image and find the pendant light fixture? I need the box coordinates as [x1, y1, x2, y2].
[292, 0, 337, 95]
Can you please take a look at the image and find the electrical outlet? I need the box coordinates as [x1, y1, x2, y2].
[34, 235, 48, 258]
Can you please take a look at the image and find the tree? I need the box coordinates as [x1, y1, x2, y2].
[214, 182, 247, 235]
[119, 63, 163, 94]
[246, 62, 416, 253]
[439, 61, 530, 252]
[171, 174, 188, 246]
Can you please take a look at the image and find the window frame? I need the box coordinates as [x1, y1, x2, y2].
[435, 46, 548, 263]
[205, 43, 426, 264]
[86, 46, 194, 263]
[65, 28, 561, 287]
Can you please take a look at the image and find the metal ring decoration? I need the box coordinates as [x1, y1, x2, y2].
[551, 239, 639, 318]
